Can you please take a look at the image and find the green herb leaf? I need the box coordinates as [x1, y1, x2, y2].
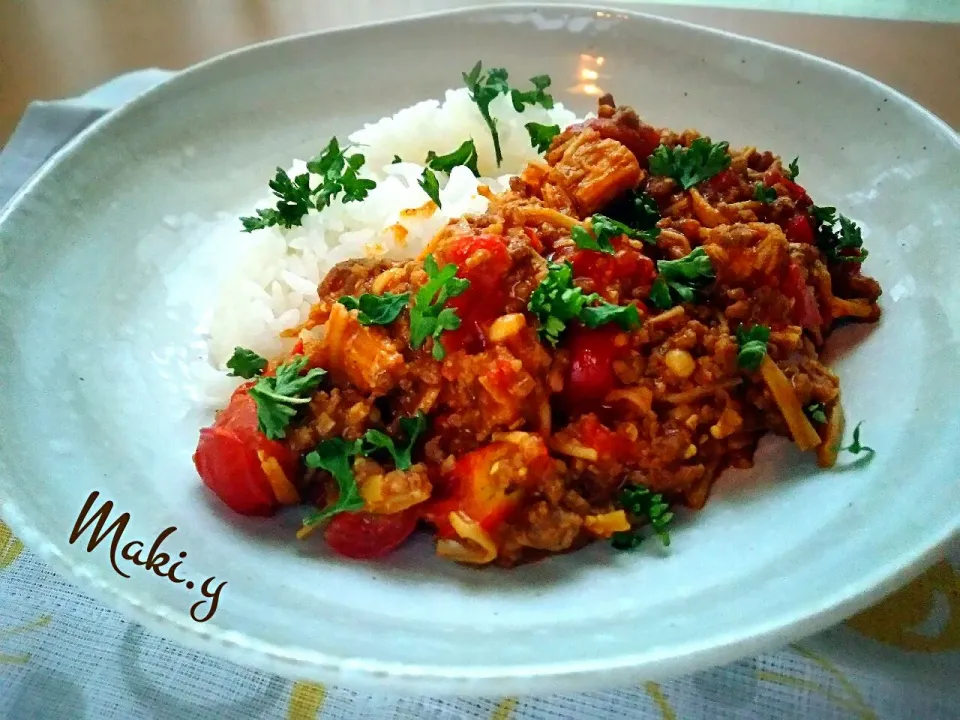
[736, 324, 771, 371]
[611, 484, 674, 550]
[754, 182, 777, 204]
[307, 138, 375, 210]
[648, 138, 731, 190]
[391, 155, 403, 164]
[225, 347, 268, 379]
[248, 356, 326, 439]
[570, 225, 611, 254]
[805, 402, 827, 424]
[362, 411, 428, 471]
[462, 61, 511, 166]
[511, 74, 554, 112]
[786, 157, 800, 180]
[240, 168, 314, 232]
[842, 422, 875, 456]
[301, 438, 365, 530]
[409, 254, 470, 359]
[338, 292, 410, 326]
[426, 139, 480, 177]
[418, 168, 442, 208]
[528, 261, 641, 345]
[649, 247, 715, 309]
[525, 122, 561, 154]
[811, 205, 869, 263]
[580, 302, 641, 331]
[571, 214, 660, 255]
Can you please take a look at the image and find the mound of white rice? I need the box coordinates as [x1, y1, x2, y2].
[195, 88, 578, 406]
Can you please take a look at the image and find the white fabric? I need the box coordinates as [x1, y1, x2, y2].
[0, 70, 958, 719]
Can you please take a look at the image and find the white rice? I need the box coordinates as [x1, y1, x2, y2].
[198, 88, 577, 405]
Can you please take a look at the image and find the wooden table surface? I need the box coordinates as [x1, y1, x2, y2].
[1, 0, 958, 145]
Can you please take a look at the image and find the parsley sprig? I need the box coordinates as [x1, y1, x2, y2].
[648, 138, 731, 190]
[525, 122, 561, 154]
[300, 413, 428, 533]
[511, 74, 554, 112]
[462, 63, 555, 166]
[528, 262, 640, 346]
[611, 484, 674, 550]
[225, 347, 267, 379]
[842, 422, 875, 456]
[410, 255, 471, 360]
[811, 206, 869, 263]
[240, 138, 375, 232]
[338, 292, 410, 326]
[571, 214, 660, 255]
[805, 402, 827, 424]
[786, 157, 800, 180]
[426, 139, 480, 177]
[736, 324, 771, 370]
[419, 168, 442, 208]
[249, 356, 326, 440]
[754, 182, 777, 204]
[649, 247, 715, 310]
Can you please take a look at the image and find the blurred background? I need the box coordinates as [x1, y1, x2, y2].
[0, 0, 958, 143]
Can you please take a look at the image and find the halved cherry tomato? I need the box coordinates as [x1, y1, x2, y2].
[576, 413, 632, 463]
[324, 508, 419, 559]
[784, 213, 814, 245]
[565, 325, 626, 404]
[435, 234, 511, 354]
[193, 383, 299, 516]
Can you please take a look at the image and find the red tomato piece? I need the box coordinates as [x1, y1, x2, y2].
[436, 235, 511, 354]
[323, 508, 419, 559]
[571, 244, 655, 292]
[577, 414, 631, 463]
[783, 261, 823, 329]
[193, 383, 299, 516]
[566, 325, 625, 404]
[194, 427, 277, 516]
[784, 213, 814, 245]
[763, 169, 808, 204]
[705, 168, 740, 194]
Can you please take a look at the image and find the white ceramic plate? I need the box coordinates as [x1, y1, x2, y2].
[1, 4, 958, 696]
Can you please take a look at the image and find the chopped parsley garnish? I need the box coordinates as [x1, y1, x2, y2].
[805, 402, 827, 424]
[648, 138, 731, 190]
[736, 324, 771, 370]
[648, 247, 715, 310]
[462, 62, 511, 166]
[842, 422, 875, 456]
[338, 292, 410, 326]
[571, 214, 659, 255]
[525, 122, 561, 154]
[511, 74, 554, 112]
[240, 138, 376, 232]
[426, 139, 480, 177]
[249, 356, 326, 440]
[811, 205, 869, 263]
[786, 157, 800, 180]
[611, 484, 674, 550]
[528, 261, 640, 346]
[391, 155, 403, 164]
[300, 413, 429, 533]
[418, 168, 442, 208]
[754, 182, 777, 204]
[240, 168, 314, 232]
[361, 412, 428, 471]
[604, 189, 662, 233]
[302, 438, 365, 529]
[225, 347, 267, 379]
[409, 254, 470, 360]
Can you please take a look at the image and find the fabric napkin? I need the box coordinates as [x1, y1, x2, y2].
[0, 70, 958, 720]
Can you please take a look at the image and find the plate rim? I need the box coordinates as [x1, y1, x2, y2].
[1, 1, 958, 695]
